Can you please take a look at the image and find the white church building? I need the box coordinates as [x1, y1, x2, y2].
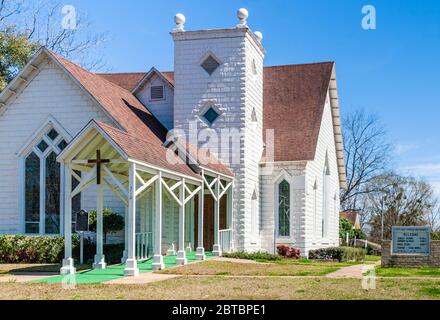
[0, 9, 346, 276]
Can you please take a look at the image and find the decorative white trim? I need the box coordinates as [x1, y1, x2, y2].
[132, 67, 174, 94]
[16, 115, 72, 158]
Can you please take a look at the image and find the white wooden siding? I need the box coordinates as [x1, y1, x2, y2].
[0, 59, 122, 234]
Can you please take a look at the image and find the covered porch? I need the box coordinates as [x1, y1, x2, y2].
[57, 120, 234, 276]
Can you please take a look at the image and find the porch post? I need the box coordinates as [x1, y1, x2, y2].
[121, 205, 128, 263]
[196, 182, 205, 260]
[93, 176, 106, 269]
[176, 178, 187, 265]
[124, 163, 139, 276]
[60, 164, 75, 275]
[227, 181, 234, 252]
[152, 171, 164, 270]
[212, 176, 221, 256]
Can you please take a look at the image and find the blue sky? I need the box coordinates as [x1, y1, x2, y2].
[67, 0, 440, 193]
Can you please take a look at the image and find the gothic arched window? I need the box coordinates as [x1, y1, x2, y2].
[22, 124, 80, 234]
[278, 180, 290, 237]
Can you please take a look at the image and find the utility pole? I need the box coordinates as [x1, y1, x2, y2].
[380, 197, 385, 241]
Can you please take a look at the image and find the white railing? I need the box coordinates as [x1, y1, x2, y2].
[135, 232, 153, 260]
[219, 229, 233, 253]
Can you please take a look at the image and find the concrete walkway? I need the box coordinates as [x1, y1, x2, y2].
[104, 273, 180, 285]
[326, 261, 380, 279]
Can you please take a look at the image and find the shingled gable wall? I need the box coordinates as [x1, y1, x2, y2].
[303, 91, 340, 255]
[135, 73, 175, 130]
[172, 28, 264, 251]
[0, 57, 124, 234]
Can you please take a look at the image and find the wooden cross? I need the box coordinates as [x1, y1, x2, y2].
[87, 150, 110, 185]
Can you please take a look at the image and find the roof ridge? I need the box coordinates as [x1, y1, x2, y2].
[95, 72, 147, 75]
[95, 63, 335, 76]
[264, 61, 335, 68]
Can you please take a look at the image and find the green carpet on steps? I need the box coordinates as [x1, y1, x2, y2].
[32, 251, 213, 285]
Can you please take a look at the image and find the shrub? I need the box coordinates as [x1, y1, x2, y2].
[223, 251, 281, 261]
[431, 232, 440, 240]
[339, 217, 366, 241]
[74, 238, 124, 265]
[354, 242, 381, 256]
[0, 235, 125, 264]
[277, 245, 301, 259]
[89, 208, 124, 244]
[308, 246, 366, 262]
[0, 235, 75, 264]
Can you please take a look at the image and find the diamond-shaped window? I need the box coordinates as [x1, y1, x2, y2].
[37, 140, 48, 152]
[57, 140, 68, 151]
[47, 128, 59, 141]
[202, 107, 220, 126]
[201, 55, 220, 75]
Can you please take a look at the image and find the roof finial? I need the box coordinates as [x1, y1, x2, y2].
[254, 31, 263, 43]
[173, 13, 186, 32]
[236, 8, 248, 28]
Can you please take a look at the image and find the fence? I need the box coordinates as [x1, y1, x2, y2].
[219, 229, 233, 253]
[135, 232, 153, 260]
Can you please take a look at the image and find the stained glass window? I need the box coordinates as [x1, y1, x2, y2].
[202, 107, 220, 126]
[278, 180, 290, 237]
[37, 140, 48, 152]
[23, 126, 79, 235]
[47, 128, 59, 141]
[25, 152, 40, 234]
[57, 140, 68, 151]
[45, 152, 60, 234]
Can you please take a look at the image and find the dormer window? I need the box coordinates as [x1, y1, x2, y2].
[201, 54, 220, 75]
[150, 85, 164, 100]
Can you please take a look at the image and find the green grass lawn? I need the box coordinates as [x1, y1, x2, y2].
[375, 266, 440, 277]
[1, 277, 440, 300]
[159, 260, 341, 276]
[365, 255, 381, 263]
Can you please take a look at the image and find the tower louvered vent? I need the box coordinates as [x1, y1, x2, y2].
[201, 55, 220, 75]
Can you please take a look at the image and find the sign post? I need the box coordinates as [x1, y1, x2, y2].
[75, 210, 90, 265]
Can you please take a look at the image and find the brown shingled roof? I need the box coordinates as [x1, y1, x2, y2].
[263, 62, 334, 161]
[98, 63, 335, 163]
[95, 121, 200, 179]
[45, 49, 231, 178]
[95, 72, 146, 91]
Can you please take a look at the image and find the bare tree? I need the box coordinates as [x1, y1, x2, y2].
[0, 0, 24, 23]
[426, 203, 440, 231]
[0, 0, 108, 71]
[341, 109, 392, 212]
[366, 173, 436, 241]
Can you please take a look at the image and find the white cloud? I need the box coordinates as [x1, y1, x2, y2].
[402, 163, 440, 176]
[394, 143, 418, 156]
[400, 162, 440, 197]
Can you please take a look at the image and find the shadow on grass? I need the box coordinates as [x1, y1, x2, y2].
[5, 264, 91, 275]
